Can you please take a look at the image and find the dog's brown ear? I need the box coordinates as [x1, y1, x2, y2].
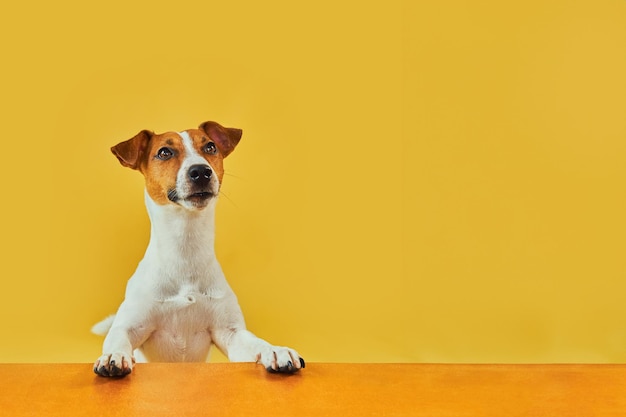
[199, 121, 242, 157]
[111, 130, 153, 170]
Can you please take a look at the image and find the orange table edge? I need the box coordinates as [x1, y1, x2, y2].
[1, 363, 625, 416]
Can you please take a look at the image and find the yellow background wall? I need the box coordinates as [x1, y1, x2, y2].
[1, 0, 625, 363]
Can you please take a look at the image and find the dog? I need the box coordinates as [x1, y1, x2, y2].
[92, 121, 305, 377]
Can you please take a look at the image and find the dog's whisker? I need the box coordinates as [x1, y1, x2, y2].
[224, 172, 244, 180]
[218, 190, 238, 208]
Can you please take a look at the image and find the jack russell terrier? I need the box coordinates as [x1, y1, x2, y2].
[92, 121, 305, 377]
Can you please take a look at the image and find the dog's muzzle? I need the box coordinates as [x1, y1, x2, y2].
[167, 164, 217, 207]
[185, 164, 216, 204]
[187, 164, 214, 198]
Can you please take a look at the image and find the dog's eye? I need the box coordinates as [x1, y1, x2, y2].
[157, 147, 174, 160]
[203, 142, 217, 155]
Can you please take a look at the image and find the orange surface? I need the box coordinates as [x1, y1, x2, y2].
[1, 363, 625, 416]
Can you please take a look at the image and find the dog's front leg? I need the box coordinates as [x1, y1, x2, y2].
[213, 328, 305, 373]
[94, 306, 152, 377]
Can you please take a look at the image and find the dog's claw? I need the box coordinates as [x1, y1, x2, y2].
[266, 357, 306, 374]
[95, 364, 130, 378]
[94, 356, 132, 378]
[95, 365, 110, 377]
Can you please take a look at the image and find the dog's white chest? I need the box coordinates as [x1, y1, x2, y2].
[138, 283, 226, 362]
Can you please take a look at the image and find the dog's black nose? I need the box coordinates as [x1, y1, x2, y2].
[188, 164, 212, 184]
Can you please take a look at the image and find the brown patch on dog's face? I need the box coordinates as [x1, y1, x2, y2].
[139, 132, 186, 205]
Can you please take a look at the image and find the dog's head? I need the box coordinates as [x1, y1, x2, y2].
[111, 121, 242, 210]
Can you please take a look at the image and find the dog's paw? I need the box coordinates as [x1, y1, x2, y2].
[93, 352, 134, 377]
[256, 346, 306, 374]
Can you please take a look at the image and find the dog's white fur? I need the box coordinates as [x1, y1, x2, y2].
[93, 125, 303, 376]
